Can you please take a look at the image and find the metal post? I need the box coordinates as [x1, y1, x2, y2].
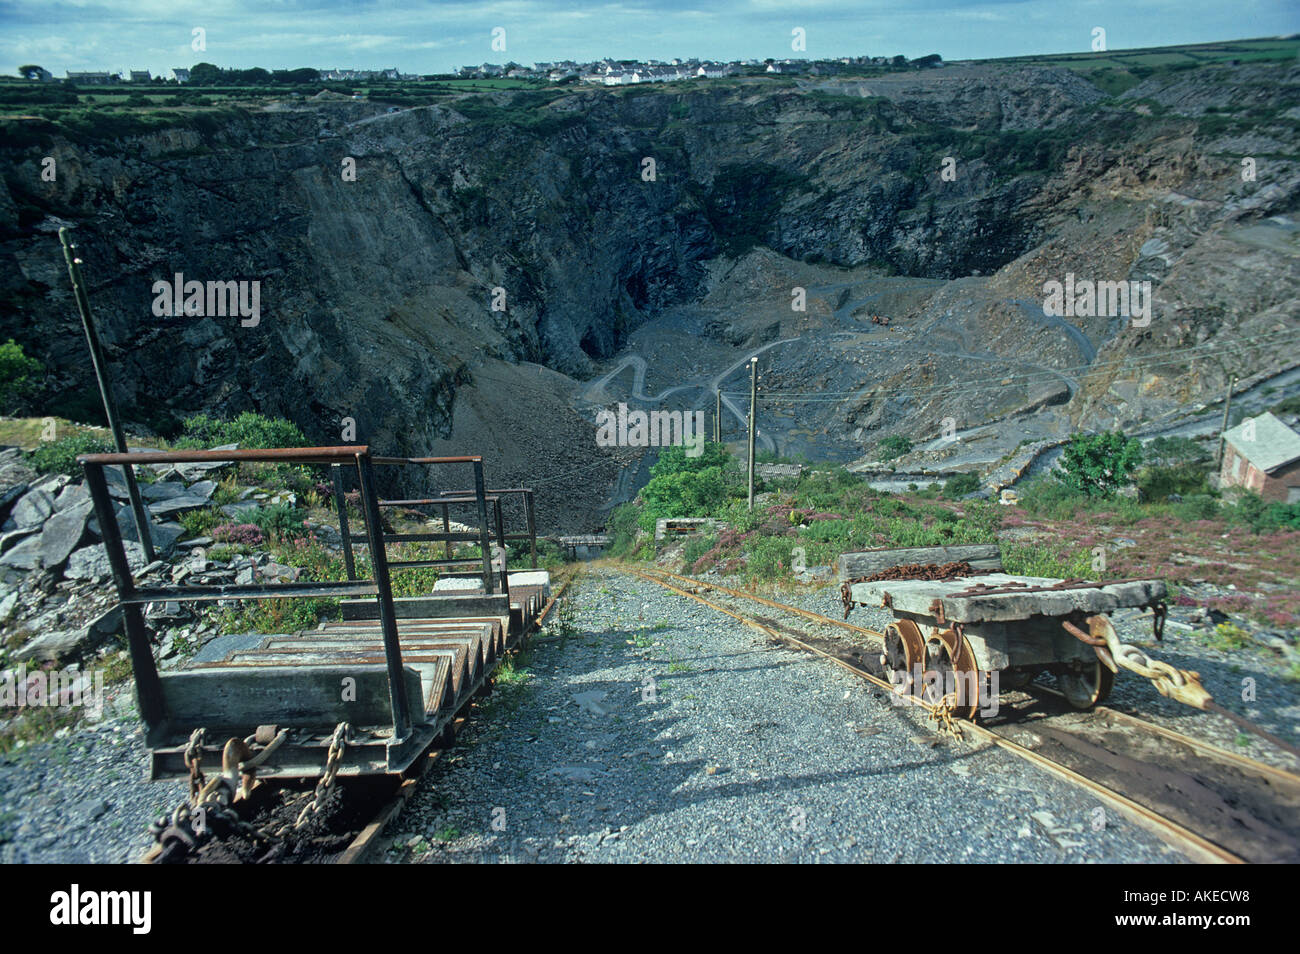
[472, 460, 494, 595]
[59, 228, 155, 562]
[331, 464, 356, 581]
[1215, 374, 1238, 471]
[355, 453, 411, 741]
[715, 388, 722, 444]
[83, 461, 165, 730]
[441, 502, 452, 561]
[524, 490, 537, 569]
[747, 357, 757, 511]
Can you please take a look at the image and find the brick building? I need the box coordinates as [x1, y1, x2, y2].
[1219, 412, 1300, 503]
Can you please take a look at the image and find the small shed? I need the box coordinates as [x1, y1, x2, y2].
[1220, 412, 1300, 502]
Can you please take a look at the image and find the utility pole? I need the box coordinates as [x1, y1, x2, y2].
[59, 228, 156, 562]
[714, 388, 721, 444]
[1215, 373, 1238, 471]
[747, 357, 757, 511]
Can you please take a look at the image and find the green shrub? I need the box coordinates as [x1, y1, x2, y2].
[605, 501, 642, 558]
[1169, 493, 1221, 522]
[27, 433, 114, 476]
[174, 411, 308, 450]
[942, 472, 982, 499]
[247, 503, 306, 536]
[1144, 435, 1209, 466]
[878, 435, 912, 460]
[178, 507, 225, 538]
[680, 532, 718, 568]
[1001, 542, 1092, 579]
[636, 443, 733, 533]
[1136, 462, 1208, 501]
[1058, 431, 1143, 497]
[0, 339, 42, 413]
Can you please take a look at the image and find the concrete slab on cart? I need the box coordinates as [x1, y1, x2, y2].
[848, 574, 1167, 623]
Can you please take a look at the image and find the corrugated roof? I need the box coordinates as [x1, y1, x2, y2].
[1223, 411, 1300, 473]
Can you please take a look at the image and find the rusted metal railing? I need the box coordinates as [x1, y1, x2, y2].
[79, 445, 414, 742]
[332, 456, 500, 594]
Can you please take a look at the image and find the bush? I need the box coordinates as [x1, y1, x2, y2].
[1001, 542, 1092, 579]
[27, 433, 114, 476]
[247, 503, 306, 536]
[636, 443, 732, 533]
[942, 472, 982, 499]
[175, 411, 308, 450]
[212, 523, 265, 546]
[878, 435, 912, 460]
[0, 339, 43, 413]
[605, 501, 641, 558]
[1058, 431, 1143, 497]
[1144, 436, 1209, 466]
[1136, 462, 1208, 501]
[1228, 493, 1300, 533]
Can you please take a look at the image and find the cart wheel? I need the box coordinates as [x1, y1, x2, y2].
[1058, 660, 1115, 709]
[999, 668, 1035, 690]
[882, 620, 925, 692]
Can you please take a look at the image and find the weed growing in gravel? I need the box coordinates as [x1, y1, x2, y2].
[1208, 622, 1254, 652]
[433, 825, 460, 841]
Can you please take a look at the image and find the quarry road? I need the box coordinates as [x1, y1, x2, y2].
[386, 569, 1187, 864]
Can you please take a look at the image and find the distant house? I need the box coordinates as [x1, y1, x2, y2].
[65, 71, 116, 84]
[172, 68, 190, 83]
[1220, 412, 1300, 502]
[130, 70, 151, 83]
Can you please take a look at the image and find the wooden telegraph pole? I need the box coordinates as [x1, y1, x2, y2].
[747, 357, 757, 511]
[714, 388, 722, 444]
[1215, 374, 1238, 471]
[59, 228, 156, 562]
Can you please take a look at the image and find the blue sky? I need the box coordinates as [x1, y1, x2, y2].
[1, 0, 1297, 77]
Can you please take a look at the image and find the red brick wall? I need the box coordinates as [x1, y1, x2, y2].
[1221, 446, 1300, 501]
[1261, 458, 1300, 503]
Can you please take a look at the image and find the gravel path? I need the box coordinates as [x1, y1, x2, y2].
[386, 568, 1188, 863]
[0, 689, 186, 864]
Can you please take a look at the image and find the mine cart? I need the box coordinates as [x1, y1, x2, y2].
[839, 545, 1207, 718]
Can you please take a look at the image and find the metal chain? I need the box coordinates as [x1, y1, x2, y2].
[183, 728, 206, 803]
[293, 722, 351, 830]
[1065, 616, 1211, 709]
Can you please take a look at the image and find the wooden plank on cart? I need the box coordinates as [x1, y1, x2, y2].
[838, 544, 1002, 581]
[159, 664, 426, 728]
[848, 573, 1166, 624]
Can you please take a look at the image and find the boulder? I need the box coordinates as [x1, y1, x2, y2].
[0, 526, 37, 555]
[186, 479, 218, 501]
[15, 629, 83, 663]
[65, 541, 147, 581]
[38, 499, 94, 568]
[3, 488, 54, 531]
[141, 480, 189, 502]
[53, 482, 91, 511]
[0, 533, 44, 570]
[147, 494, 213, 517]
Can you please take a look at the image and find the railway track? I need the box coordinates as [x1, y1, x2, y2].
[333, 574, 574, 864]
[145, 574, 574, 864]
[627, 564, 1300, 864]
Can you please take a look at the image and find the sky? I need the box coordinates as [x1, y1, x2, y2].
[1, 0, 1297, 77]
